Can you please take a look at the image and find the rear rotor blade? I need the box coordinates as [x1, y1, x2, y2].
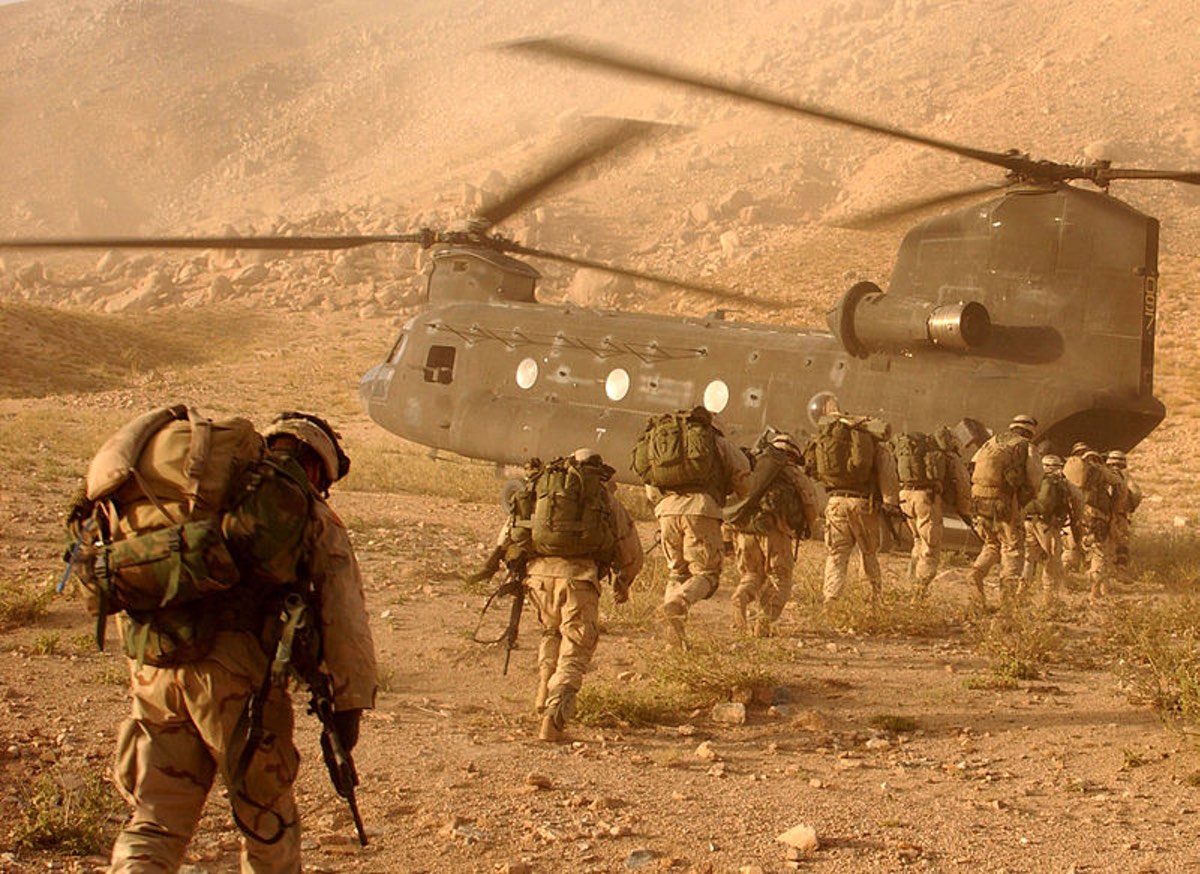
[834, 182, 1011, 230]
[503, 37, 1032, 175]
[479, 117, 680, 227]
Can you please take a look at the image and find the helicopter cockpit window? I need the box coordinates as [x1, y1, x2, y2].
[605, 368, 630, 401]
[423, 345, 456, 384]
[516, 357, 539, 390]
[703, 380, 729, 414]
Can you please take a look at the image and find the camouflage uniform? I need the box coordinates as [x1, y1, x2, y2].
[967, 418, 1042, 608]
[819, 432, 900, 602]
[1020, 456, 1083, 603]
[1106, 451, 1141, 572]
[525, 483, 643, 740]
[897, 429, 971, 599]
[651, 432, 749, 647]
[110, 422, 376, 873]
[728, 441, 819, 635]
[1063, 448, 1123, 601]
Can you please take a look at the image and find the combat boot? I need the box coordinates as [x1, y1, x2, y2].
[534, 668, 553, 715]
[658, 598, 689, 650]
[730, 592, 750, 633]
[968, 570, 988, 610]
[538, 714, 567, 743]
[753, 615, 772, 638]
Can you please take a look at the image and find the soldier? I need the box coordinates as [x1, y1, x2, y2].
[1019, 454, 1082, 605]
[108, 410, 377, 873]
[503, 448, 644, 742]
[1063, 445, 1123, 602]
[894, 426, 971, 601]
[1106, 449, 1142, 571]
[966, 414, 1042, 609]
[637, 406, 750, 649]
[725, 433, 819, 636]
[806, 412, 900, 604]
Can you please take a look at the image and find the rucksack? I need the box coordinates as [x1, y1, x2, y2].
[1038, 474, 1070, 522]
[508, 456, 617, 561]
[66, 405, 312, 663]
[971, 432, 1027, 500]
[808, 418, 875, 490]
[894, 432, 946, 488]
[631, 410, 721, 493]
[747, 470, 811, 536]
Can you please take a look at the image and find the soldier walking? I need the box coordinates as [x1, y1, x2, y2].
[1063, 445, 1123, 602]
[1019, 454, 1082, 606]
[805, 412, 900, 604]
[966, 414, 1042, 609]
[1105, 450, 1142, 573]
[496, 448, 643, 742]
[70, 408, 378, 873]
[635, 406, 749, 649]
[725, 433, 819, 636]
[894, 426, 971, 601]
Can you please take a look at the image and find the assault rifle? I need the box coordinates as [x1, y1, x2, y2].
[307, 668, 368, 846]
[473, 559, 527, 675]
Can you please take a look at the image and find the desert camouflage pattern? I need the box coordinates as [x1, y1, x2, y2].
[109, 631, 300, 873]
[107, 484, 376, 871]
[821, 440, 898, 602]
[524, 490, 642, 729]
[968, 433, 1042, 605]
[900, 447, 970, 593]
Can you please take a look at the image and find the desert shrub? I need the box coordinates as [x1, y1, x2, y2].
[1104, 597, 1200, 722]
[656, 637, 783, 702]
[600, 554, 669, 632]
[1127, 529, 1200, 590]
[576, 680, 697, 727]
[348, 444, 500, 502]
[12, 765, 123, 854]
[0, 573, 53, 631]
[967, 607, 1062, 681]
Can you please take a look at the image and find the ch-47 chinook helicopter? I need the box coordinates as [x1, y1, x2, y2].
[358, 37, 1193, 479]
[3, 38, 1194, 486]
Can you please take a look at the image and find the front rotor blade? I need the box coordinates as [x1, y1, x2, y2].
[505, 241, 790, 308]
[503, 37, 1032, 175]
[1098, 168, 1200, 186]
[0, 234, 427, 251]
[479, 117, 679, 227]
[834, 182, 1011, 230]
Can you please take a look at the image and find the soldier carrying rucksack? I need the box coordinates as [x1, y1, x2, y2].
[967, 414, 1043, 609]
[804, 412, 900, 604]
[496, 448, 643, 742]
[1062, 443, 1123, 602]
[1020, 453, 1082, 605]
[724, 432, 819, 637]
[635, 406, 749, 649]
[1105, 449, 1142, 571]
[64, 405, 377, 871]
[894, 426, 971, 601]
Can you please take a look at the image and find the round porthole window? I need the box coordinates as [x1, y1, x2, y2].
[515, 357, 539, 390]
[807, 391, 839, 426]
[703, 380, 730, 414]
[605, 368, 630, 401]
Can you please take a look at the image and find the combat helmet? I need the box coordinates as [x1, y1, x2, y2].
[1105, 450, 1128, 469]
[1009, 414, 1038, 438]
[263, 411, 351, 490]
[770, 432, 803, 462]
[1042, 454, 1065, 471]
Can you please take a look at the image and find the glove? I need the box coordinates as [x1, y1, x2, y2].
[613, 575, 631, 605]
[332, 708, 363, 753]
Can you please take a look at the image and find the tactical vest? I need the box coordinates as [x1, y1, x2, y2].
[631, 411, 724, 496]
[66, 405, 313, 666]
[509, 456, 617, 561]
[894, 431, 946, 489]
[807, 418, 875, 492]
[971, 432, 1028, 500]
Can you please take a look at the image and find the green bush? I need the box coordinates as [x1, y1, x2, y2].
[13, 765, 123, 855]
[0, 573, 53, 631]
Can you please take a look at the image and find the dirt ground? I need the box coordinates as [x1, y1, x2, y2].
[0, 309, 1198, 874]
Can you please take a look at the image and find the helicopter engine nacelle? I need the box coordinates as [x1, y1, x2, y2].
[827, 281, 991, 358]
